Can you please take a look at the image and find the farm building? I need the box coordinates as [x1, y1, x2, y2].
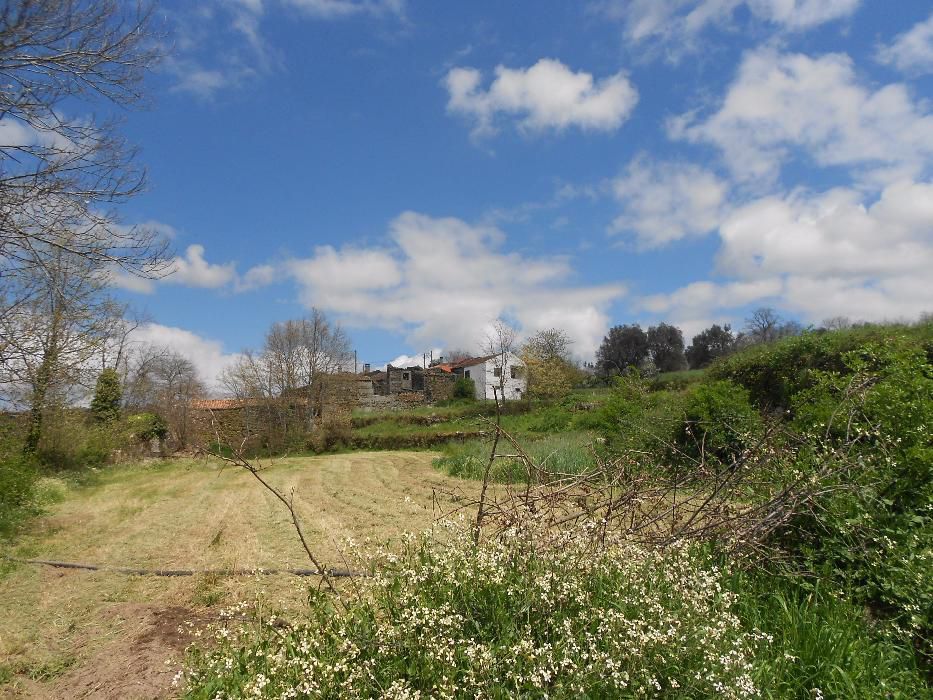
[436, 353, 526, 400]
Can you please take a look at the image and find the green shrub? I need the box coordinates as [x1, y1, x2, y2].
[183, 525, 762, 698]
[125, 412, 168, 442]
[525, 403, 573, 433]
[709, 323, 933, 412]
[676, 380, 762, 466]
[34, 411, 118, 470]
[452, 377, 476, 400]
[90, 368, 122, 423]
[308, 411, 353, 453]
[775, 337, 933, 656]
[593, 375, 687, 457]
[0, 453, 40, 539]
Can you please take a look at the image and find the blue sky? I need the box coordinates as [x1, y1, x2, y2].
[110, 0, 933, 387]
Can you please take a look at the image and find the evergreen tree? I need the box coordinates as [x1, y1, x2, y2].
[91, 368, 122, 423]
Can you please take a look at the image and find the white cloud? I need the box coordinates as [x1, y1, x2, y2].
[670, 48, 933, 185]
[165, 0, 404, 98]
[131, 323, 242, 391]
[286, 246, 401, 296]
[596, 0, 859, 46]
[235, 263, 279, 292]
[283, 0, 405, 19]
[382, 349, 441, 370]
[445, 59, 638, 138]
[639, 278, 783, 315]
[609, 157, 728, 248]
[877, 12, 933, 75]
[283, 211, 625, 358]
[165, 244, 238, 289]
[637, 180, 933, 324]
[171, 67, 230, 98]
[107, 268, 156, 294]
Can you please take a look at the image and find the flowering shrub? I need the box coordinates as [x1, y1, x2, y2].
[182, 523, 763, 699]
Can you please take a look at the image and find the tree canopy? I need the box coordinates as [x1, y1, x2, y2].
[596, 325, 649, 374]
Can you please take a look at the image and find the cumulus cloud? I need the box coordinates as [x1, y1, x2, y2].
[877, 12, 933, 75]
[283, 212, 625, 357]
[164, 244, 238, 288]
[444, 59, 638, 138]
[596, 0, 859, 47]
[106, 240, 283, 294]
[382, 349, 442, 370]
[636, 180, 933, 325]
[670, 48, 933, 186]
[130, 323, 242, 391]
[235, 263, 279, 292]
[609, 157, 728, 248]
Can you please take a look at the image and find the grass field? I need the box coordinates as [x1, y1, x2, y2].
[0, 452, 480, 699]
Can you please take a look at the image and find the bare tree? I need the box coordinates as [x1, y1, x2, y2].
[124, 348, 203, 447]
[440, 348, 474, 364]
[219, 310, 353, 451]
[265, 310, 352, 395]
[743, 307, 803, 346]
[0, 244, 125, 453]
[0, 0, 170, 301]
[483, 318, 517, 395]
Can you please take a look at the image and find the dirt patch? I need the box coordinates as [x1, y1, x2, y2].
[46, 604, 201, 700]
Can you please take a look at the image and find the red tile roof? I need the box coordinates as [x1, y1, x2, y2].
[441, 354, 497, 371]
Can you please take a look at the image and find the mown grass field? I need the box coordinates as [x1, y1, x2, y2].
[0, 452, 481, 699]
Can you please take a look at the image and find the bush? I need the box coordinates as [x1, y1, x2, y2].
[308, 411, 352, 453]
[90, 368, 122, 423]
[774, 337, 933, 656]
[34, 411, 119, 470]
[0, 454, 40, 540]
[676, 380, 762, 466]
[182, 524, 762, 698]
[709, 323, 933, 412]
[593, 375, 687, 457]
[125, 412, 168, 442]
[452, 377, 476, 400]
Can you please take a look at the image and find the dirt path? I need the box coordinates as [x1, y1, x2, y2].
[0, 452, 478, 699]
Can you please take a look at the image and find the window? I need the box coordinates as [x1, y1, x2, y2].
[464, 370, 471, 379]
[402, 372, 410, 380]
[494, 366, 502, 378]
[511, 366, 522, 379]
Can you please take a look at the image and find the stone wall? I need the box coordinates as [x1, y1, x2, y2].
[424, 370, 456, 402]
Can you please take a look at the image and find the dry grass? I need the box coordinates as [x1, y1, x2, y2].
[0, 451, 477, 698]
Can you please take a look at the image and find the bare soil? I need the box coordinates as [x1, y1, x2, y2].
[0, 451, 478, 699]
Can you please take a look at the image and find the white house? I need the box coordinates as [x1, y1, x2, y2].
[446, 352, 526, 401]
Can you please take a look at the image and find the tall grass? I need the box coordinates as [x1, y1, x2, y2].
[726, 570, 929, 698]
[433, 431, 598, 482]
